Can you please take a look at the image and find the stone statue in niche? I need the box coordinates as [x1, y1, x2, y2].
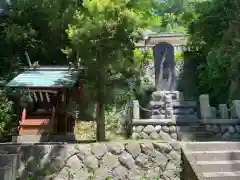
[153, 42, 176, 91]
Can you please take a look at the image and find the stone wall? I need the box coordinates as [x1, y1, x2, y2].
[132, 124, 178, 141]
[1, 141, 181, 180]
[205, 123, 240, 140]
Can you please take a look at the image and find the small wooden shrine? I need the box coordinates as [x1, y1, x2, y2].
[6, 66, 84, 137]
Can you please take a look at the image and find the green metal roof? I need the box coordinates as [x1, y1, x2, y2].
[6, 66, 80, 88]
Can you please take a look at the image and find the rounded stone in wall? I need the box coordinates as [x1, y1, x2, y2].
[143, 125, 155, 135]
[162, 126, 170, 133]
[169, 126, 176, 133]
[235, 125, 240, 133]
[228, 126, 236, 134]
[170, 133, 178, 140]
[132, 126, 136, 133]
[139, 132, 149, 139]
[220, 125, 228, 133]
[135, 126, 144, 133]
[155, 125, 162, 133]
[206, 124, 212, 132]
[150, 132, 159, 140]
[211, 124, 220, 133]
[132, 133, 140, 140]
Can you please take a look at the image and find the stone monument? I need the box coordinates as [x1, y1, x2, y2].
[152, 42, 176, 91]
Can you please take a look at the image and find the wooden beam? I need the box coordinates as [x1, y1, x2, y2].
[39, 92, 43, 102]
[45, 92, 50, 102]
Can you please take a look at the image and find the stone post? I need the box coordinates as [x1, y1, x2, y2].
[164, 94, 173, 119]
[199, 94, 212, 119]
[210, 107, 217, 118]
[219, 104, 228, 119]
[132, 100, 140, 120]
[232, 100, 240, 119]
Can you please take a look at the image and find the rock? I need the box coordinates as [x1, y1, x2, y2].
[67, 155, 83, 169]
[119, 151, 135, 169]
[145, 167, 160, 179]
[140, 143, 155, 156]
[107, 143, 124, 155]
[84, 154, 99, 170]
[94, 167, 111, 180]
[102, 154, 120, 170]
[74, 169, 91, 180]
[170, 133, 178, 140]
[169, 126, 176, 133]
[76, 145, 91, 160]
[139, 132, 149, 139]
[143, 125, 155, 135]
[155, 125, 162, 133]
[162, 170, 178, 180]
[228, 126, 236, 134]
[206, 124, 212, 132]
[125, 143, 141, 159]
[162, 126, 170, 133]
[127, 167, 145, 180]
[222, 131, 232, 139]
[211, 124, 220, 133]
[153, 142, 172, 154]
[165, 161, 177, 171]
[150, 131, 159, 140]
[135, 153, 148, 167]
[56, 167, 70, 180]
[170, 141, 181, 152]
[112, 165, 128, 180]
[158, 131, 172, 141]
[154, 151, 168, 170]
[132, 133, 140, 140]
[167, 150, 181, 162]
[135, 126, 144, 133]
[91, 143, 108, 158]
[132, 126, 136, 133]
[235, 125, 240, 133]
[51, 156, 65, 171]
[220, 125, 229, 133]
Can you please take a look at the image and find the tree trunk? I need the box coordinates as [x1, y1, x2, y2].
[96, 101, 105, 141]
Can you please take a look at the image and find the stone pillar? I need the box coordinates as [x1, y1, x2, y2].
[219, 104, 228, 119]
[210, 107, 217, 118]
[164, 94, 173, 119]
[132, 100, 140, 120]
[199, 94, 212, 119]
[232, 100, 240, 119]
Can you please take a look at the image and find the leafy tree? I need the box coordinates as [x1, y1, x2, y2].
[65, 0, 146, 141]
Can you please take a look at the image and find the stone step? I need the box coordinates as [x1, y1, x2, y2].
[177, 125, 207, 132]
[186, 150, 240, 161]
[150, 114, 198, 120]
[151, 108, 196, 115]
[203, 171, 240, 180]
[197, 160, 240, 173]
[149, 100, 196, 108]
[151, 91, 184, 101]
[178, 132, 215, 141]
[183, 142, 240, 151]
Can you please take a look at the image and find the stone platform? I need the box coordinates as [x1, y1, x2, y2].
[0, 140, 181, 180]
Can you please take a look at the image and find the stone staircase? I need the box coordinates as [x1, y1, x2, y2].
[148, 91, 198, 122]
[182, 142, 240, 180]
[146, 90, 217, 141]
[177, 124, 215, 141]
